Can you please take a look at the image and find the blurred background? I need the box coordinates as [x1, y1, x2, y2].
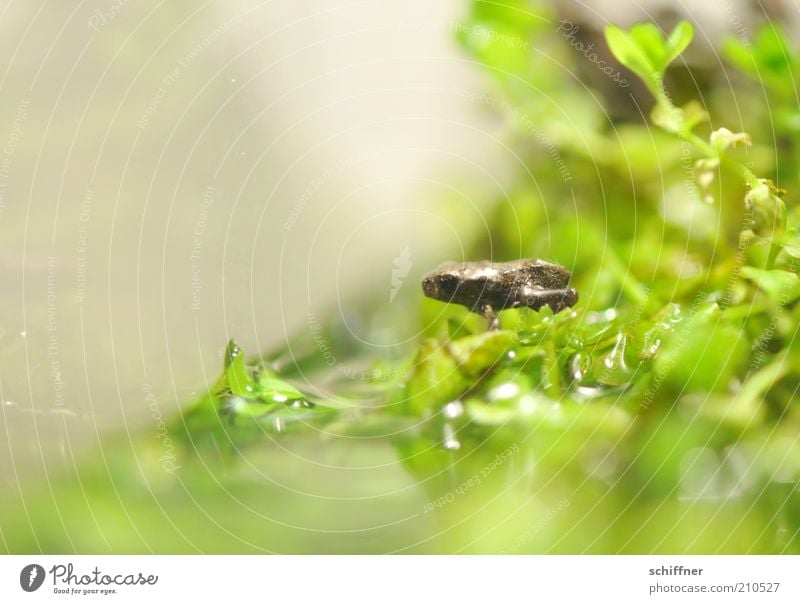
[0, 0, 513, 487]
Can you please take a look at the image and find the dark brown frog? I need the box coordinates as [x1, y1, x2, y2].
[421, 259, 578, 330]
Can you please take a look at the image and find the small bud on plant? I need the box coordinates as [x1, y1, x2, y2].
[710, 127, 751, 152]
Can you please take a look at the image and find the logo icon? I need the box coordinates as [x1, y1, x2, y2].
[20, 564, 45, 592]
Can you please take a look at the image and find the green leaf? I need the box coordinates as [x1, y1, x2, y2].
[217, 340, 306, 404]
[665, 21, 694, 65]
[629, 22, 668, 69]
[404, 339, 468, 414]
[223, 339, 241, 369]
[754, 25, 792, 75]
[401, 330, 515, 414]
[779, 228, 800, 258]
[605, 24, 658, 83]
[655, 312, 748, 393]
[257, 369, 305, 403]
[723, 25, 794, 90]
[722, 37, 759, 78]
[605, 21, 694, 95]
[447, 330, 515, 376]
[226, 350, 255, 398]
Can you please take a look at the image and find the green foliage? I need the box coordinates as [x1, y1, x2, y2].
[723, 25, 795, 87]
[654, 306, 749, 393]
[721, 23, 800, 188]
[741, 267, 800, 304]
[744, 180, 788, 240]
[609, 20, 793, 248]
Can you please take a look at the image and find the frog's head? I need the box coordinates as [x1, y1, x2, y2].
[421, 270, 460, 303]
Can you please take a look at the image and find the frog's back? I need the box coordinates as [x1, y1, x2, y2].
[458, 260, 540, 310]
[422, 257, 576, 318]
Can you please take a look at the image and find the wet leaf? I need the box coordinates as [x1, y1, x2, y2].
[447, 330, 516, 376]
[655, 318, 749, 393]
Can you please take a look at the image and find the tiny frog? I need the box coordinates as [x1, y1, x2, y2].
[421, 258, 578, 330]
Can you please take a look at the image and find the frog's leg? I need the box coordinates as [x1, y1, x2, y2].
[524, 288, 579, 313]
[480, 304, 500, 331]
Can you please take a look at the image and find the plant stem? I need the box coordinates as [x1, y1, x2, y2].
[654, 94, 761, 190]
[738, 355, 789, 403]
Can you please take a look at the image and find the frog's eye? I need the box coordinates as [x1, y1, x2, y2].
[437, 274, 459, 291]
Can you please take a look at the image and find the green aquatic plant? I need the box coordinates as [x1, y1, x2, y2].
[606, 21, 787, 247]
